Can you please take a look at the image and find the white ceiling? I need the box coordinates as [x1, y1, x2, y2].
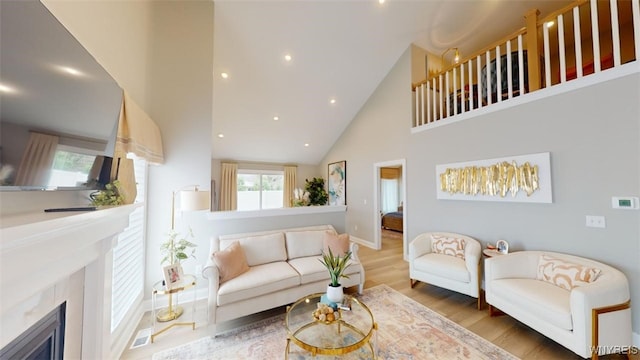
[213, 0, 572, 165]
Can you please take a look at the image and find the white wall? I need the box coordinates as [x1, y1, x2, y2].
[144, 1, 214, 294]
[321, 47, 413, 244]
[326, 44, 640, 340]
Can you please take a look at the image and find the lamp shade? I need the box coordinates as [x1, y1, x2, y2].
[179, 189, 210, 211]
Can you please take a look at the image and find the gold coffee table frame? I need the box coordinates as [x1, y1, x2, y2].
[151, 274, 197, 342]
[285, 293, 377, 359]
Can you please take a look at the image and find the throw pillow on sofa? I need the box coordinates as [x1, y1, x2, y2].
[323, 231, 350, 256]
[430, 234, 465, 259]
[212, 241, 250, 283]
[536, 254, 601, 291]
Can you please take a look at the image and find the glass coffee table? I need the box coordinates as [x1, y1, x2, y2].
[285, 293, 377, 359]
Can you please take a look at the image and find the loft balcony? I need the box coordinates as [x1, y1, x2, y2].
[411, 0, 639, 130]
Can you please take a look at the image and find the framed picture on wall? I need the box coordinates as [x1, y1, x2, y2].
[328, 161, 346, 206]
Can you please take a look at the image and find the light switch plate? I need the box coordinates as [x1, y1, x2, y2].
[586, 215, 606, 228]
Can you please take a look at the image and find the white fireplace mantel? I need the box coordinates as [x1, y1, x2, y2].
[0, 204, 138, 358]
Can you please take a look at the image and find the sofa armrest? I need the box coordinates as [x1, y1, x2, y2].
[570, 271, 631, 351]
[464, 239, 481, 272]
[409, 233, 432, 260]
[350, 242, 365, 294]
[203, 258, 219, 326]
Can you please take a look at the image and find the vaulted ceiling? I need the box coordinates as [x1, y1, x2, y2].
[212, 0, 573, 165]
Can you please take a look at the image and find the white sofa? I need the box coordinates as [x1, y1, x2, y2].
[485, 251, 632, 359]
[202, 224, 364, 334]
[409, 232, 482, 309]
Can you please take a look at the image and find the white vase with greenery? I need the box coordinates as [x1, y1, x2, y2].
[319, 248, 352, 303]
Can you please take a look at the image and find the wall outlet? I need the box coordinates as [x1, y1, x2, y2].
[354, 225, 358, 231]
[195, 264, 203, 277]
[586, 215, 606, 228]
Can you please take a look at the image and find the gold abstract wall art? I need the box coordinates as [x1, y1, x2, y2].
[439, 161, 539, 197]
[435, 152, 552, 203]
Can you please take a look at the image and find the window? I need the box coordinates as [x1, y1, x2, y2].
[237, 170, 284, 210]
[111, 157, 147, 333]
[48, 147, 96, 187]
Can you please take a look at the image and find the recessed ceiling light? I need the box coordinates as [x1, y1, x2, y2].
[379, 0, 385, 4]
[304, 143, 310, 147]
[329, 98, 337, 105]
[273, 116, 279, 121]
[221, 72, 229, 79]
[217, 133, 224, 138]
[284, 54, 292, 62]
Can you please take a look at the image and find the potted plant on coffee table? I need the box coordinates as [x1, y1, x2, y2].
[319, 248, 352, 303]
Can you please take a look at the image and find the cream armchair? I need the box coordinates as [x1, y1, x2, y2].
[409, 232, 482, 309]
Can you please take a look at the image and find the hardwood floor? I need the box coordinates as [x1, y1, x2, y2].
[121, 229, 636, 359]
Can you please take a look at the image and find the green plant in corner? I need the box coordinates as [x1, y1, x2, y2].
[318, 248, 352, 287]
[304, 177, 328, 206]
[89, 180, 124, 206]
[160, 228, 197, 266]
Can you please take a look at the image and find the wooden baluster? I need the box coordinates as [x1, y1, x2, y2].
[525, 9, 541, 91]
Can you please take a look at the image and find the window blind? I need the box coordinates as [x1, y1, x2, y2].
[110, 157, 147, 332]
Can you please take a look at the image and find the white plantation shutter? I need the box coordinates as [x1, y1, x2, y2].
[111, 158, 147, 332]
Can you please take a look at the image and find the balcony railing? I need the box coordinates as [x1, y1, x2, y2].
[412, 0, 640, 129]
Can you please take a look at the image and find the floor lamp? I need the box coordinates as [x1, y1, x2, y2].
[157, 185, 210, 322]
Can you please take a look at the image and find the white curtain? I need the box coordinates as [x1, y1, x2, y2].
[381, 179, 399, 214]
[15, 132, 59, 186]
[283, 165, 297, 207]
[220, 162, 237, 211]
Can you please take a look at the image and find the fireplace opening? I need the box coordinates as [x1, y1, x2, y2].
[1, 302, 66, 360]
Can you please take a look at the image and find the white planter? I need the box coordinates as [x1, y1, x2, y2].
[326, 284, 343, 303]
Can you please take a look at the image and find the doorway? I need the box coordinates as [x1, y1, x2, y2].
[373, 159, 407, 260]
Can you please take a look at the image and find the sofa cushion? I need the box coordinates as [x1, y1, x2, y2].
[217, 262, 300, 306]
[323, 232, 350, 257]
[537, 254, 602, 291]
[288, 256, 361, 285]
[212, 241, 249, 283]
[225, 232, 287, 266]
[431, 234, 466, 260]
[285, 230, 330, 259]
[491, 278, 572, 331]
[413, 253, 469, 283]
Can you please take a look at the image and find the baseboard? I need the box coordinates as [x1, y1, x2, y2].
[350, 235, 377, 250]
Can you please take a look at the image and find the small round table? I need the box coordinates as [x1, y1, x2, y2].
[482, 248, 506, 257]
[285, 293, 377, 359]
[151, 274, 197, 342]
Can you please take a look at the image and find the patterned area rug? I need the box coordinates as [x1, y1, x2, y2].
[152, 284, 518, 360]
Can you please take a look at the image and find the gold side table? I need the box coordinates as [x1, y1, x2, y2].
[151, 274, 197, 342]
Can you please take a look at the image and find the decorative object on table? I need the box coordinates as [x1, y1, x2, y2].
[89, 179, 124, 206]
[496, 239, 509, 254]
[292, 187, 310, 206]
[312, 302, 339, 324]
[162, 263, 184, 290]
[435, 152, 552, 203]
[328, 160, 346, 206]
[157, 185, 210, 322]
[319, 247, 352, 303]
[303, 177, 328, 206]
